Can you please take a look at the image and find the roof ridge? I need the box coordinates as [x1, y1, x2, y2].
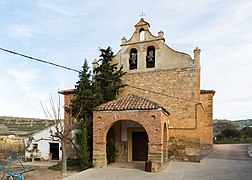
[95, 94, 169, 114]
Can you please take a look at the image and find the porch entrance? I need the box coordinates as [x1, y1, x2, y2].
[132, 132, 148, 161]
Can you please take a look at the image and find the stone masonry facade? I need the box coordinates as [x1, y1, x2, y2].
[61, 18, 215, 172]
[109, 18, 215, 168]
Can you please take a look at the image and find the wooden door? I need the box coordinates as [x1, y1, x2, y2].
[132, 132, 148, 161]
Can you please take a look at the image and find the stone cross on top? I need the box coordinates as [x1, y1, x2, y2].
[139, 12, 146, 19]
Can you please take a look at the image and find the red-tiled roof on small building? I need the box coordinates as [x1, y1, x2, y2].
[58, 89, 76, 94]
[95, 94, 169, 114]
[200, 90, 215, 95]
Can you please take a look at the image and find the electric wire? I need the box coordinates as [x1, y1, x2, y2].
[1, 47, 200, 104]
[0, 47, 81, 73]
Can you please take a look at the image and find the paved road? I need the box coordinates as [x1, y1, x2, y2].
[63, 144, 252, 180]
[208, 144, 251, 161]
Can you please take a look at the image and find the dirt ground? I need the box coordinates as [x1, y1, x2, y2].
[25, 166, 77, 180]
[0, 164, 77, 180]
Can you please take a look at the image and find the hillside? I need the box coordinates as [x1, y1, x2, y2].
[0, 116, 251, 138]
[0, 116, 54, 137]
[233, 119, 252, 128]
[213, 119, 252, 136]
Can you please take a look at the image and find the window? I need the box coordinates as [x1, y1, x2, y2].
[129, 48, 138, 70]
[32, 143, 38, 150]
[146, 46, 155, 68]
[140, 28, 145, 41]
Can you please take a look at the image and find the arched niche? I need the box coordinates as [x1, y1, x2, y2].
[146, 46, 155, 68]
[129, 48, 138, 70]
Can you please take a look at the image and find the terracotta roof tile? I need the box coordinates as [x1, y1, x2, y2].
[95, 94, 169, 114]
[200, 90, 215, 95]
[59, 89, 76, 94]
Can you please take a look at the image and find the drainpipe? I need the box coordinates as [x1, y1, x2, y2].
[168, 103, 203, 130]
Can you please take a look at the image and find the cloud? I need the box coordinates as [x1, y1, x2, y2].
[36, 0, 105, 16]
[7, 24, 33, 45]
[1, 67, 65, 118]
[0, 79, 4, 86]
[215, 100, 252, 120]
[1, 0, 252, 119]
[6, 68, 42, 98]
[0, 0, 10, 6]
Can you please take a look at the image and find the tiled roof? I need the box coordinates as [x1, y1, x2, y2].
[200, 90, 215, 95]
[95, 94, 169, 114]
[58, 89, 76, 94]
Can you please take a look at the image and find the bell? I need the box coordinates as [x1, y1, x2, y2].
[147, 57, 153, 63]
[132, 59, 136, 64]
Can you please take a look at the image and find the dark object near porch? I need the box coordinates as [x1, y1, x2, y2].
[145, 161, 152, 172]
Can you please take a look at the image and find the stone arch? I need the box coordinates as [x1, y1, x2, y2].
[101, 117, 153, 144]
[125, 44, 141, 53]
[143, 41, 159, 50]
[163, 122, 168, 142]
[140, 28, 145, 41]
[105, 119, 150, 163]
[163, 122, 169, 163]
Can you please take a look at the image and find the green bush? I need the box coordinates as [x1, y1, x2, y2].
[107, 139, 116, 163]
[106, 128, 116, 164]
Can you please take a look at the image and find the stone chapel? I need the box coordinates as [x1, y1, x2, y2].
[61, 18, 215, 172]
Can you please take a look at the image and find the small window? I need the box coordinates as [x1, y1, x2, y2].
[146, 46, 155, 68]
[140, 28, 145, 41]
[32, 143, 38, 150]
[129, 48, 138, 70]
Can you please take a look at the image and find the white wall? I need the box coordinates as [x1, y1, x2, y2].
[25, 126, 62, 160]
[121, 121, 142, 141]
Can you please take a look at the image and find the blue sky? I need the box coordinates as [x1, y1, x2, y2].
[0, 0, 251, 120]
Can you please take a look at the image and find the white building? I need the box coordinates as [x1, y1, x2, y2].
[25, 125, 62, 161]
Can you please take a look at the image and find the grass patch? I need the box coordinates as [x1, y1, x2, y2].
[48, 159, 81, 171]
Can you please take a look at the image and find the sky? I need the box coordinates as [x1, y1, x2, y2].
[0, 0, 251, 120]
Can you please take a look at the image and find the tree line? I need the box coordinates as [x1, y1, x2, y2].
[214, 120, 252, 143]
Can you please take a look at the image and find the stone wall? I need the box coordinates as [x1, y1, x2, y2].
[117, 66, 206, 161]
[111, 122, 128, 162]
[168, 137, 200, 162]
[200, 91, 215, 148]
[120, 67, 201, 138]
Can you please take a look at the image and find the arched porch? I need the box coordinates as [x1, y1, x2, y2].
[92, 94, 170, 172]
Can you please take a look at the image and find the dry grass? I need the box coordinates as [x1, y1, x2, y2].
[0, 139, 24, 152]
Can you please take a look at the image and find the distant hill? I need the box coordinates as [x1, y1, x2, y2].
[0, 116, 54, 137]
[213, 119, 252, 136]
[233, 119, 252, 128]
[1, 116, 251, 138]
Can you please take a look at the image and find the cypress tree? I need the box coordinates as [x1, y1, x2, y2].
[70, 59, 94, 169]
[94, 46, 126, 103]
[71, 60, 93, 119]
[70, 47, 126, 169]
